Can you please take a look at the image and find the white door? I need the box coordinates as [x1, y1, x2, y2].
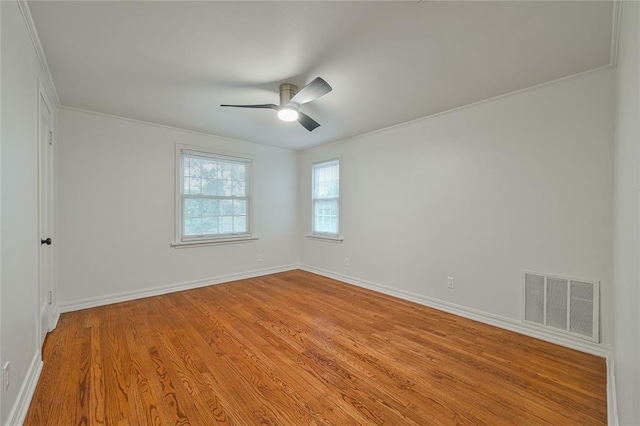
[38, 88, 53, 347]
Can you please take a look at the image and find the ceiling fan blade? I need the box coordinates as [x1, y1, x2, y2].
[220, 104, 278, 110]
[297, 111, 321, 132]
[289, 77, 332, 105]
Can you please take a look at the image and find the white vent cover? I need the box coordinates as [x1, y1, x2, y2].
[523, 271, 599, 342]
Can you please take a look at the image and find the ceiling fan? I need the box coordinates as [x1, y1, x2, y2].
[221, 77, 332, 132]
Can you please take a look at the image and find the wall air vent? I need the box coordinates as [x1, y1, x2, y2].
[522, 271, 599, 342]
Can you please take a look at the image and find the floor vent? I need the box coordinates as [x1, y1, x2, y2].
[523, 271, 599, 342]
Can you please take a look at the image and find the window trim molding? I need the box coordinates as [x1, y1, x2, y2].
[309, 155, 342, 240]
[173, 144, 256, 247]
[170, 235, 259, 249]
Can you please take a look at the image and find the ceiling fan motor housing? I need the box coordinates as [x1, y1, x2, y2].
[279, 83, 298, 106]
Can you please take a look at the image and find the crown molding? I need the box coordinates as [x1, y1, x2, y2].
[610, 0, 623, 68]
[16, 0, 61, 107]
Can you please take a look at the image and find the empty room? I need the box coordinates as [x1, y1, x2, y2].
[1, 0, 639, 425]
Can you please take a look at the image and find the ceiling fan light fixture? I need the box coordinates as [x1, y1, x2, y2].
[220, 77, 331, 131]
[277, 106, 299, 122]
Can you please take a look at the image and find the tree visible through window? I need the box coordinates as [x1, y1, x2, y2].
[180, 150, 251, 240]
[312, 159, 340, 236]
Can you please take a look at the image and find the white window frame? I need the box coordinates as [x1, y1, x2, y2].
[308, 157, 343, 243]
[172, 144, 257, 248]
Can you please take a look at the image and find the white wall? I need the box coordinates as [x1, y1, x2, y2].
[1, 1, 57, 423]
[613, 1, 640, 424]
[299, 70, 614, 346]
[56, 108, 298, 306]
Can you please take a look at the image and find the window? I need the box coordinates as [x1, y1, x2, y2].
[175, 146, 253, 246]
[312, 159, 340, 236]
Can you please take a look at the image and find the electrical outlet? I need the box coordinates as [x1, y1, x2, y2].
[344, 258, 350, 266]
[3, 362, 9, 392]
[447, 277, 455, 289]
[257, 254, 263, 262]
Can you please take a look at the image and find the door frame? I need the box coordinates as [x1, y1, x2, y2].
[37, 79, 54, 348]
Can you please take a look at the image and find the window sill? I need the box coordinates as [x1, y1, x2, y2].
[306, 234, 344, 243]
[171, 236, 258, 248]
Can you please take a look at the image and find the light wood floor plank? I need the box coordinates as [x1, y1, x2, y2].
[25, 270, 607, 425]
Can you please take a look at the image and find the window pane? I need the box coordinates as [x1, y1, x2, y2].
[314, 199, 338, 234]
[312, 159, 340, 235]
[184, 198, 202, 219]
[189, 178, 202, 194]
[231, 163, 245, 180]
[189, 158, 201, 178]
[184, 218, 201, 236]
[183, 157, 190, 176]
[202, 160, 216, 180]
[220, 200, 233, 215]
[217, 180, 230, 196]
[234, 200, 246, 215]
[202, 199, 218, 216]
[313, 160, 339, 199]
[218, 162, 231, 180]
[219, 216, 233, 234]
[233, 180, 245, 197]
[180, 150, 251, 240]
[202, 165, 217, 195]
[201, 217, 218, 235]
[233, 216, 247, 233]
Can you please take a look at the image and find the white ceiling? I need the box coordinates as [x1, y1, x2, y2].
[28, 1, 614, 150]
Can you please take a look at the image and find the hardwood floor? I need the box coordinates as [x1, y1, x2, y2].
[25, 270, 607, 425]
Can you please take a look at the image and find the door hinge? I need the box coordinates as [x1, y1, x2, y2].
[48, 291, 52, 305]
[48, 131, 53, 145]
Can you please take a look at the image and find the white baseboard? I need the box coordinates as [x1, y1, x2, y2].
[55, 264, 298, 317]
[607, 355, 619, 426]
[5, 351, 43, 426]
[50, 310, 60, 332]
[299, 264, 611, 358]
